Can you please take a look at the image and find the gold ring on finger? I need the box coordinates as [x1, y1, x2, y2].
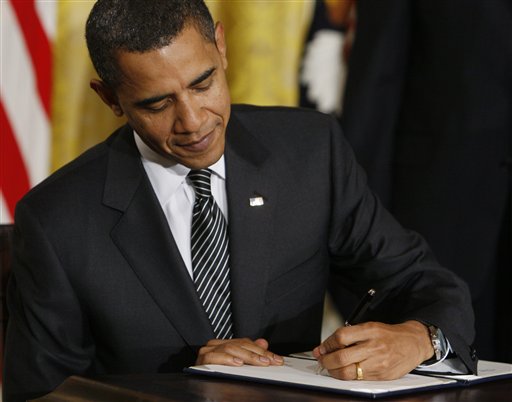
[356, 362, 364, 380]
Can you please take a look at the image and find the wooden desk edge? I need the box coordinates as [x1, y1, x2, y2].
[30, 375, 176, 402]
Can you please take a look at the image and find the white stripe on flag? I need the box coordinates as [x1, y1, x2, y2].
[0, 194, 12, 223]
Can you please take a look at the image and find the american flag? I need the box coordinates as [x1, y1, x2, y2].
[1, 0, 56, 224]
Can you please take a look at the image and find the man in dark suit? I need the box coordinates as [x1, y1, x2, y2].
[3, 1, 477, 400]
[341, 0, 511, 362]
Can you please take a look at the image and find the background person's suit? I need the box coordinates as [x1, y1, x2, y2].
[4, 106, 476, 401]
[341, 0, 512, 362]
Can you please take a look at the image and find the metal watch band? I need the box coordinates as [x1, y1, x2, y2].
[428, 325, 443, 361]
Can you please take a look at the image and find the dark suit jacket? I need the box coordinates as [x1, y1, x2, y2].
[4, 105, 476, 401]
[342, 0, 511, 361]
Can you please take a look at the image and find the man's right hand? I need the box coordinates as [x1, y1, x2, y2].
[196, 338, 284, 367]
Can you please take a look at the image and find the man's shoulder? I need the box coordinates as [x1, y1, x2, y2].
[231, 104, 331, 124]
[18, 125, 130, 208]
[230, 104, 335, 142]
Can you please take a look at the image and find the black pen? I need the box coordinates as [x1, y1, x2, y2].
[344, 288, 376, 326]
[316, 288, 376, 375]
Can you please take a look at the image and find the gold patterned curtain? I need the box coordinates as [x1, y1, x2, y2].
[51, 1, 313, 171]
[207, 1, 312, 106]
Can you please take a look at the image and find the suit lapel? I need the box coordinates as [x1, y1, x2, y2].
[225, 114, 276, 339]
[103, 127, 214, 346]
[101, 118, 277, 343]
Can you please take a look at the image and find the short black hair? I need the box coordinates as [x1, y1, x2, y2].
[85, 0, 215, 88]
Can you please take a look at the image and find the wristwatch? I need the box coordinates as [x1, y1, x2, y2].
[428, 325, 447, 361]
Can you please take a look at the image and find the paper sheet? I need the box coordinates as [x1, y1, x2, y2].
[187, 356, 458, 397]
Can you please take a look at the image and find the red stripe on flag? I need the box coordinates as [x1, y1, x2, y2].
[0, 101, 31, 218]
[9, 0, 53, 118]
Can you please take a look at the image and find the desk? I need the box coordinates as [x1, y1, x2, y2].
[33, 372, 512, 402]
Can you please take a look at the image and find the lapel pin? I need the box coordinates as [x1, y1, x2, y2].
[249, 196, 264, 207]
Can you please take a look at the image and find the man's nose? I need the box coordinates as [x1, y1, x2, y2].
[174, 95, 206, 134]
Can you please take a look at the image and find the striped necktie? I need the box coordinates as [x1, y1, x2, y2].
[188, 169, 233, 339]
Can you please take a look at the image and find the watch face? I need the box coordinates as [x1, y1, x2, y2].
[429, 326, 443, 360]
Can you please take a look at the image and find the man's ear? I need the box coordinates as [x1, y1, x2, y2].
[90, 79, 124, 117]
[214, 22, 228, 70]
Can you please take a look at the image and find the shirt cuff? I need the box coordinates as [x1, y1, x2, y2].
[417, 331, 451, 368]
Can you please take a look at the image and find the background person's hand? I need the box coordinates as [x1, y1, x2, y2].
[196, 338, 284, 367]
[313, 320, 434, 380]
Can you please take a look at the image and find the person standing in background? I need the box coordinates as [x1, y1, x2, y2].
[341, 0, 511, 362]
[300, 0, 354, 116]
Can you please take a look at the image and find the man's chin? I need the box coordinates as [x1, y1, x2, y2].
[176, 151, 224, 170]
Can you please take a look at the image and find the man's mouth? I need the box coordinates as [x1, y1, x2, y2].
[177, 127, 217, 153]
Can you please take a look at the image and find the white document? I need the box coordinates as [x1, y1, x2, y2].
[186, 356, 459, 398]
[186, 357, 512, 398]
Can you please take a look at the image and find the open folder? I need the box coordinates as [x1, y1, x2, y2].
[185, 356, 512, 399]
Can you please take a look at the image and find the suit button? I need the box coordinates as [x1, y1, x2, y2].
[470, 348, 477, 360]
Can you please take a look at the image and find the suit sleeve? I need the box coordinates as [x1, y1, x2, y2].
[326, 116, 477, 374]
[3, 201, 95, 402]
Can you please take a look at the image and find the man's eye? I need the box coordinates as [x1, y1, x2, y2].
[194, 81, 212, 93]
[145, 100, 170, 112]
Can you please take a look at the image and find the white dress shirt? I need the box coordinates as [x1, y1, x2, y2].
[134, 132, 228, 278]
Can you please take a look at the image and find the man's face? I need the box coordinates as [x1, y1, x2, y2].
[106, 24, 231, 169]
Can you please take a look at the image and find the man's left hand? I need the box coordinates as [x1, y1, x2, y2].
[196, 338, 284, 367]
